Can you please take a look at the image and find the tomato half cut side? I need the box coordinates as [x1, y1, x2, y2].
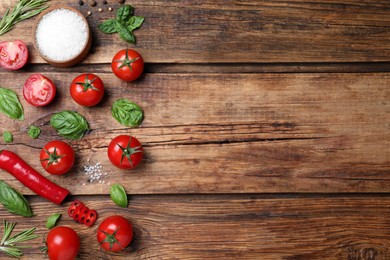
[0, 40, 28, 70]
[23, 74, 56, 107]
[68, 200, 83, 218]
[84, 210, 98, 227]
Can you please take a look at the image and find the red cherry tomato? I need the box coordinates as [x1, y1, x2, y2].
[111, 49, 144, 82]
[70, 74, 104, 107]
[97, 215, 133, 252]
[46, 226, 80, 260]
[0, 40, 28, 70]
[23, 74, 56, 107]
[40, 140, 75, 175]
[107, 135, 143, 170]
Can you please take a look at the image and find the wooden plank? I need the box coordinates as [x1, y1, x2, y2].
[0, 72, 388, 194]
[1, 0, 390, 63]
[0, 194, 389, 259]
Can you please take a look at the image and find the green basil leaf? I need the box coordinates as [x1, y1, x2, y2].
[3, 131, 13, 143]
[127, 16, 144, 31]
[116, 22, 135, 43]
[0, 180, 33, 217]
[46, 213, 61, 229]
[110, 184, 128, 208]
[98, 19, 118, 34]
[50, 111, 89, 140]
[112, 99, 144, 127]
[116, 5, 133, 22]
[0, 87, 24, 120]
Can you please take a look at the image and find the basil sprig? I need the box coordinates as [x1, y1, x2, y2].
[110, 184, 128, 208]
[0, 181, 33, 217]
[112, 99, 144, 127]
[50, 111, 89, 140]
[98, 5, 144, 43]
[0, 87, 24, 120]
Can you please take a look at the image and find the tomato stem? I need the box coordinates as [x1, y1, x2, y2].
[114, 49, 140, 71]
[116, 136, 142, 167]
[41, 147, 64, 168]
[98, 229, 123, 251]
[74, 74, 101, 92]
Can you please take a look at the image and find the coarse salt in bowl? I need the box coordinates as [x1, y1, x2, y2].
[33, 6, 91, 67]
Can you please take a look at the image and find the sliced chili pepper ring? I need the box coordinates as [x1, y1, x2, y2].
[84, 209, 98, 227]
[68, 200, 83, 218]
[77, 207, 90, 224]
[72, 204, 87, 221]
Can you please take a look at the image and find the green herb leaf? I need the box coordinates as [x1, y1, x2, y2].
[50, 111, 89, 140]
[0, 181, 33, 217]
[98, 4, 143, 44]
[127, 16, 144, 31]
[46, 213, 61, 229]
[28, 125, 41, 139]
[116, 5, 133, 22]
[98, 19, 118, 34]
[112, 99, 144, 127]
[3, 131, 13, 143]
[110, 184, 128, 208]
[0, 87, 24, 120]
[116, 22, 135, 43]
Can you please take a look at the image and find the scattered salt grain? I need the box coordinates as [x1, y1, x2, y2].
[35, 9, 88, 62]
[83, 162, 108, 184]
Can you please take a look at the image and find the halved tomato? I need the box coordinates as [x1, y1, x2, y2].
[23, 74, 56, 106]
[0, 40, 28, 70]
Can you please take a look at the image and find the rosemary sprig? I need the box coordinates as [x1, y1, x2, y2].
[0, 220, 38, 258]
[0, 0, 50, 36]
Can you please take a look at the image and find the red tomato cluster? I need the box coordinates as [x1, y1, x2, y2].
[1, 39, 145, 257]
[68, 200, 98, 227]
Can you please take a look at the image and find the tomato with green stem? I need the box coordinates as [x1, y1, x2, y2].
[70, 74, 105, 107]
[97, 215, 133, 252]
[107, 135, 143, 170]
[40, 140, 75, 175]
[45, 226, 80, 260]
[111, 49, 144, 82]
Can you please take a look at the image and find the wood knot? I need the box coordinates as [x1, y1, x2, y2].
[348, 247, 381, 260]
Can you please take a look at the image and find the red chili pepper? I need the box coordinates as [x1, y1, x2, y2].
[68, 200, 98, 226]
[0, 150, 69, 205]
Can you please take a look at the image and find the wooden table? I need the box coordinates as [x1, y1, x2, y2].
[0, 0, 389, 259]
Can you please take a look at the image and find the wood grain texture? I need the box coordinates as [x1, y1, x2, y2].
[0, 195, 389, 259]
[1, 0, 390, 63]
[0, 72, 388, 195]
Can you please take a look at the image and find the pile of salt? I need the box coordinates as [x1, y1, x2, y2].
[35, 9, 88, 62]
